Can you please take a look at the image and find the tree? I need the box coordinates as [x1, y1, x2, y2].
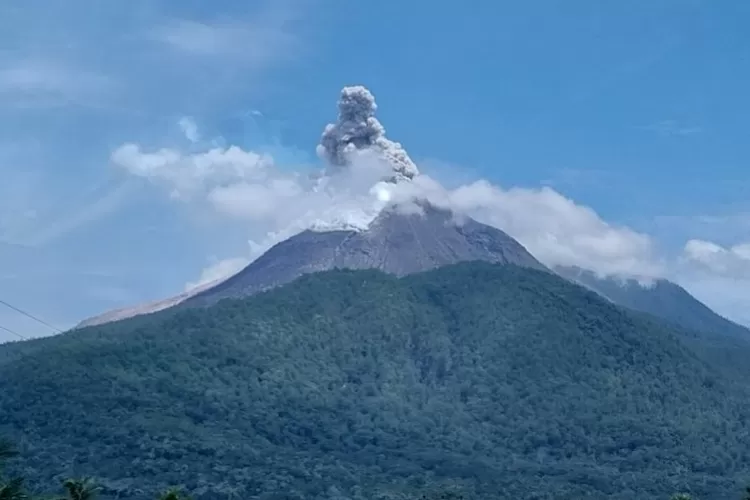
[0, 440, 28, 500]
[0, 478, 28, 500]
[0, 441, 18, 463]
[158, 488, 190, 500]
[60, 478, 99, 500]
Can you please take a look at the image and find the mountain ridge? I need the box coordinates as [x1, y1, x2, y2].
[75, 278, 222, 329]
[554, 265, 750, 339]
[183, 202, 547, 308]
[75, 201, 548, 327]
[74, 211, 748, 343]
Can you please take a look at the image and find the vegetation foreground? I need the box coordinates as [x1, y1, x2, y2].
[3, 263, 750, 499]
[3, 437, 750, 500]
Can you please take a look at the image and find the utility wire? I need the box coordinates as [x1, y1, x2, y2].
[0, 298, 118, 388]
[0, 298, 63, 334]
[0, 323, 27, 342]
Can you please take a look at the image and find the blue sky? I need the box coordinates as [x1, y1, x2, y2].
[2, 0, 750, 340]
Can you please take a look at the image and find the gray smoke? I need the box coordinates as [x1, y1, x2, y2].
[317, 85, 419, 181]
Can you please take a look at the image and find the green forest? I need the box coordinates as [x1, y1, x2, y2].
[3, 263, 750, 499]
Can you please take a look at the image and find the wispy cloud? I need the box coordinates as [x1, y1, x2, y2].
[681, 239, 750, 279]
[640, 119, 702, 137]
[20, 182, 132, 247]
[151, 2, 301, 71]
[0, 60, 115, 108]
[155, 20, 294, 62]
[674, 238, 750, 327]
[184, 257, 249, 292]
[178, 117, 200, 143]
[540, 167, 617, 191]
[0, 176, 132, 248]
[649, 211, 750, 247]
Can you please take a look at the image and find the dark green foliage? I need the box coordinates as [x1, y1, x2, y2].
[0, 477, 28, 500]
[555, 266, 750, 340]
[0, 441, 28, 500]
[0, 441, 17, 463]
[156, 488, 189, 500]
[61, 478, 99, 500]
[2, 263, 750, 499]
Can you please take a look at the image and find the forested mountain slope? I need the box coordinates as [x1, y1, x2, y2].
[2, 263, 750, 500]
[555, 265, 750, 339]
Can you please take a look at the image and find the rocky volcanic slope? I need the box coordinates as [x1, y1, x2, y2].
[75, 203, 546, 327]
[183, 203, 547, 308]
[76, 279, 219, 328]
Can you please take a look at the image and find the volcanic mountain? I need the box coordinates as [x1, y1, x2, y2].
[76, 201, 547, 327]
[182, 202, 547, 308]
[75, 85, 746, 340]
[555, 265, 750, 339]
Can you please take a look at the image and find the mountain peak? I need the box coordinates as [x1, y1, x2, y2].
[183, 202, 546, 308]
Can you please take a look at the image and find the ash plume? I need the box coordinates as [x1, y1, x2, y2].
[317, 86, 419, 182]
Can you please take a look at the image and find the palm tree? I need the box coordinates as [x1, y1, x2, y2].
[0, 439, 27, 500]
[157, 488, 190, 500]
[0, 477, 29, 500]
[60, 478, 99, 500]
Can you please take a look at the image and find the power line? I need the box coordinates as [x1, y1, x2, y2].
[0, 323, 28, 342]
[0, 298, 63, 334]
[0, 299, 119, 389]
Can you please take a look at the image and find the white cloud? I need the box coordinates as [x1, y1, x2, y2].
[0, 60, 114, 105]
[184, 257, 249, 292]
[641, 120, 702, 137]
[113, 139, 396, 229]
[115, 128, 665, 290]
[111, 143, 276, 201]
[660, 239, 750, 326]
[444, 180, 661, 278]
[207, 180, 302, 220]
[371, 176, 660, 279]
[153, 12, 298, 67]
[681, 239, 750, 279]
[113, 85, 668, 292]
[178, 117, 200, 143]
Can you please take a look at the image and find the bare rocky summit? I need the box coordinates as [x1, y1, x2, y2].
[183, 202, 547, 308]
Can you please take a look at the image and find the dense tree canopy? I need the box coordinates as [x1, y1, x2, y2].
[2, 263, 750, 499]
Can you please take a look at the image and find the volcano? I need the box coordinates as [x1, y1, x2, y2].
[183, 202, 547, 308]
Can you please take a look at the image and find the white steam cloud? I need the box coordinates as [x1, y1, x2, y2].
[114, 85, 675, 298]
[184, 257, 249, 292]
[317, 85, 419, 182]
